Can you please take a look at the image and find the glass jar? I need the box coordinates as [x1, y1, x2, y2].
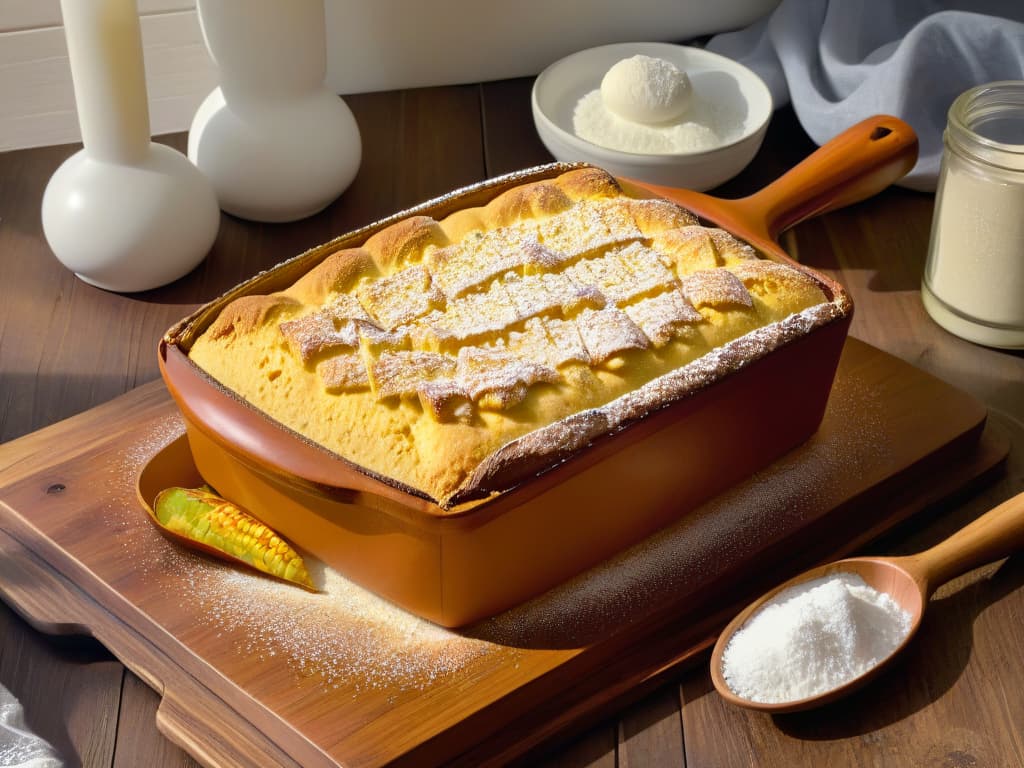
[922, 81, 1024, 349]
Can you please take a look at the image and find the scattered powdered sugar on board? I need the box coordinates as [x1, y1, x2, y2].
[103, 415, 186, 528]
[720, 572, 912, 703]
[101, 412, 187, 562]
[107, 412, 186, 489]
[197, 560, 497, 692]
[98, 414, 496, 692]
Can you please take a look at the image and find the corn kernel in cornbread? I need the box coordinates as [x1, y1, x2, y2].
[188, 168, 833, 507]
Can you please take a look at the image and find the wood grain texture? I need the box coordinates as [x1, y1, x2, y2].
[114, 672, 202, 768]
[0, 601, 121, 767]
[617, 687, 684, 768]
[535, 724, 618, 768]
[0, 79, 1022, 766]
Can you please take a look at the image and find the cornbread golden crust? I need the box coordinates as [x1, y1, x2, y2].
[188, 168, 841, 507]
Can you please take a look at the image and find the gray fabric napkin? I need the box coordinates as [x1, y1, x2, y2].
[707, 0, 1024, 191]
[0, 684, 62, 768]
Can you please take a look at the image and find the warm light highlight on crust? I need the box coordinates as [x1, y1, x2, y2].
[189, 168, 833, 507]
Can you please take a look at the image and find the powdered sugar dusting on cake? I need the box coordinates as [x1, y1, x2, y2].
[681, 268, 753, 309]
[317, 354, 369, 393]
[456, 347, 560, 406]
[269, 192, 771, 425]
[469, 301, 843, 492]
[575, 307, 650, 363]
[623, 288, 702, 345]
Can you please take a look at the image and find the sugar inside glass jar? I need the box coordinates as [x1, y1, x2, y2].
[922, 81, 1024, 349]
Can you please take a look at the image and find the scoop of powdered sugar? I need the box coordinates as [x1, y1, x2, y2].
[720, 572, 912, 704]
[600, 55, 693, 125]
[573, 54, 740, 154]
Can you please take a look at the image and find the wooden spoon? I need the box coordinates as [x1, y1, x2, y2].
[710, 489, 1024, 713]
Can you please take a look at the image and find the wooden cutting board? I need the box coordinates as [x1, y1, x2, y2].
[0, 338, 1007, 768]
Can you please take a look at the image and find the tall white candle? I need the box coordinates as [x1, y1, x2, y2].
[60, 0, 150, 163]
[42, 0, 220, 293]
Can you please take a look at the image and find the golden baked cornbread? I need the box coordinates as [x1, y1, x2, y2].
[188, 168, 832, 508]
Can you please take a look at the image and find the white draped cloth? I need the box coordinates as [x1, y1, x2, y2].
[0, 683, 61, 768]
[707, 0, 1024, 190]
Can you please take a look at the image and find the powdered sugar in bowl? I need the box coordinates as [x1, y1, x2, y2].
[532, 42, 772, 190]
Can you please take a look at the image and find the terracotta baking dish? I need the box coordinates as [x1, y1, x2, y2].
[157, 115, 917, 627]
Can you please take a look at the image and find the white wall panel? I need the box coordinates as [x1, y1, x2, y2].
[0, 10, 216, 151]
[0, 0, 195, 32]
[0, 0, 777, 152]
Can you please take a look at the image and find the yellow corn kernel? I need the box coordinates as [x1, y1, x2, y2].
[151, 486, 316, 591]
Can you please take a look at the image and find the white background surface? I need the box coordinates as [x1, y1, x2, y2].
[0, 0, 777, 152]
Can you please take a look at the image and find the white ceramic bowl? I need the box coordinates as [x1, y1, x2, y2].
[532, 42, 773, 191]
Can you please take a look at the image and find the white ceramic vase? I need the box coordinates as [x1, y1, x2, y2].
[188, 0, 362, 223]
[42, 0, 220, 293]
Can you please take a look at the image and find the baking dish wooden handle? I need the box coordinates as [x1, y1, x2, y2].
[742, 114, 919, 240]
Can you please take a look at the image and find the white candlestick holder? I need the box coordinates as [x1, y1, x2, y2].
[42, 0, 220, 293]
[188, 0, 362, 223]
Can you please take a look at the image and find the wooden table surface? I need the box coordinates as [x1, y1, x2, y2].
[1, 78, 1022, 768]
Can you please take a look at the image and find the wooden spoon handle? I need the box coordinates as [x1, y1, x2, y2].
[740, 114, 919, 241]
[914, 491, 1024, 593]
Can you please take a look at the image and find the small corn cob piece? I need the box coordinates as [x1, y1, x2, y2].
[150, 486, 317, 591]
